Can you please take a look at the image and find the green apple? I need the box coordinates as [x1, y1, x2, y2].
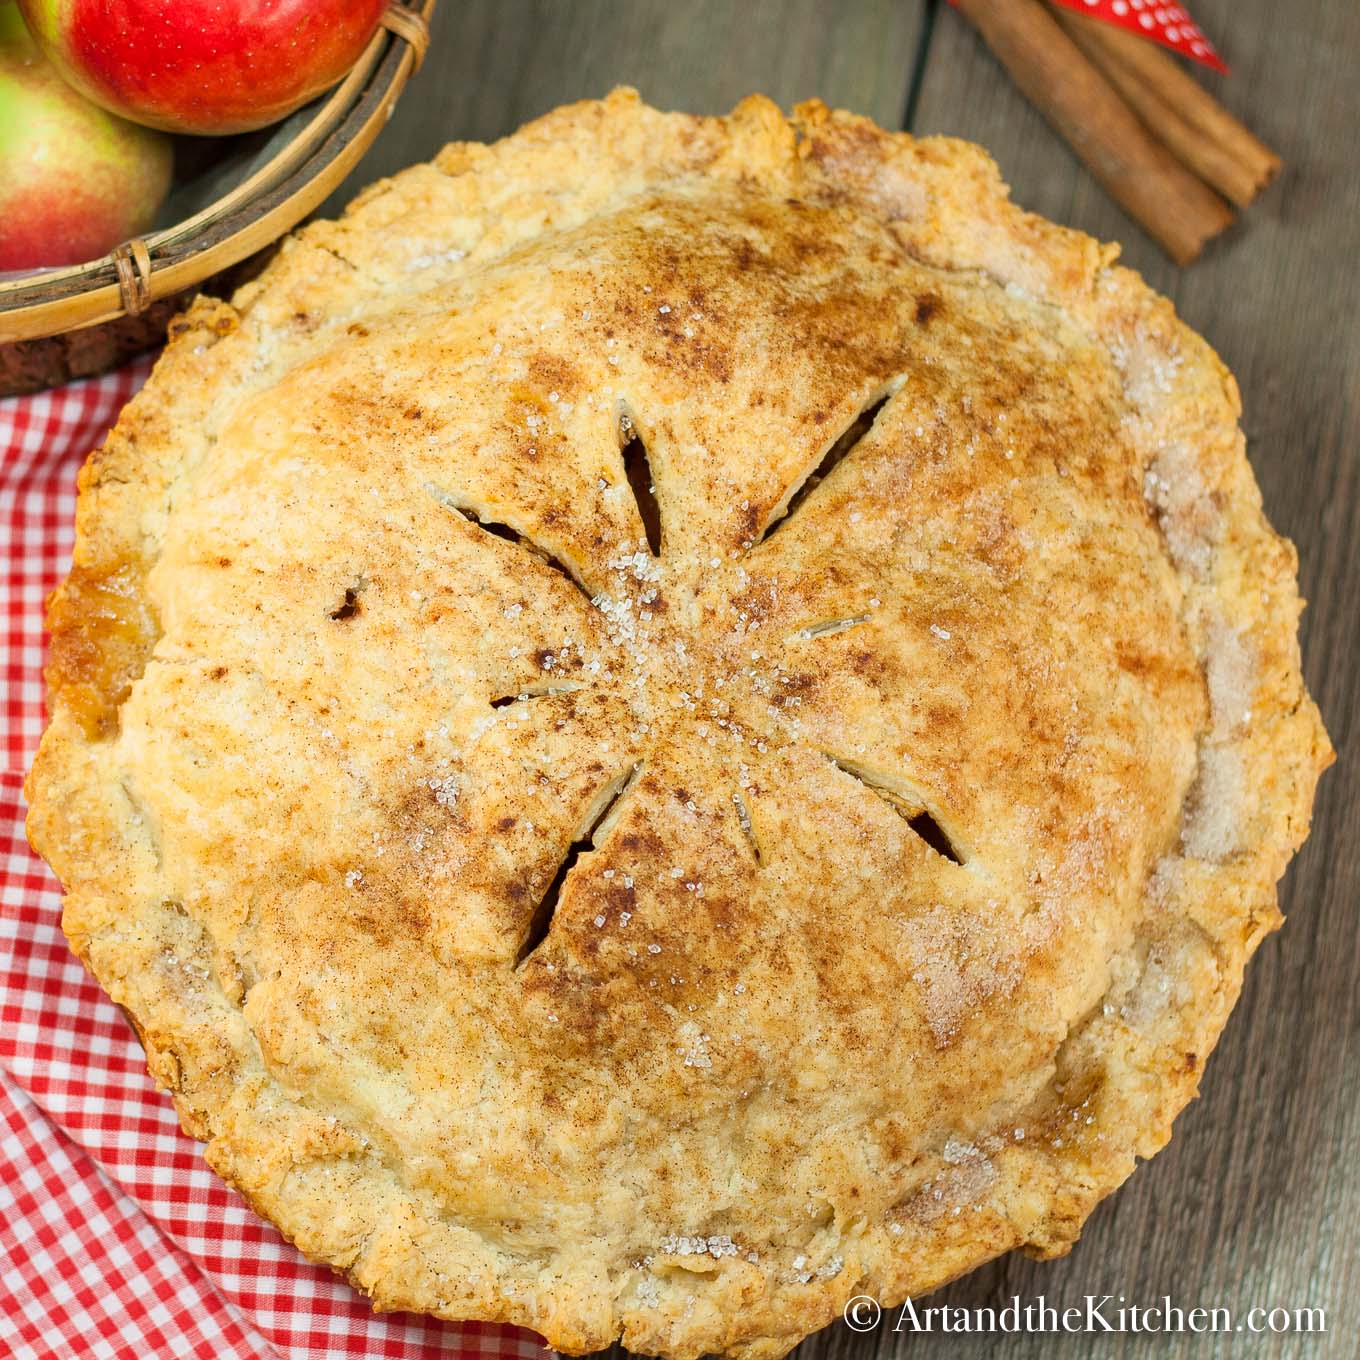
[0, 2, 171, 271]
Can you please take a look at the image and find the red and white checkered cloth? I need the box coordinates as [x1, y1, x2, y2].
[0, 361, 549, 1360]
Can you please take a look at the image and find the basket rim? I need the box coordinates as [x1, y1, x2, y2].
[0, 0, 434, 345]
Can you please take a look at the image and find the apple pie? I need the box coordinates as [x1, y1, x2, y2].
[27, 91, 1332, 1358]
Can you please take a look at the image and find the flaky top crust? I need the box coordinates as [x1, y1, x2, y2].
[27, 91, 1330, 1359]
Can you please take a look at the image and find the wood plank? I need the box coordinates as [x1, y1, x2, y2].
[878, 2, 1360, 1356]
[322, 0, 927, 217]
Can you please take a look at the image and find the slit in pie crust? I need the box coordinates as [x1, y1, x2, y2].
[26, 90, 1332, 1360]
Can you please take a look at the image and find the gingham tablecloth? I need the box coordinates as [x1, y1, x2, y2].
[0, 360, 548, 1360]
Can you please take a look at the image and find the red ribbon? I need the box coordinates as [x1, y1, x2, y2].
[948, 1, 1228, 74]
[1047, 0, 1227, 72]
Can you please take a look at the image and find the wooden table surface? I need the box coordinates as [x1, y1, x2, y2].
[327, 4, 1358, 1356]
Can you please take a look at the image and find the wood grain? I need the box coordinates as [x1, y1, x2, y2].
[321, 0, 926, 216]
[319, 3, 1356, 1355]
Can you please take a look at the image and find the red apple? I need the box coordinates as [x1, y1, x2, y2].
[16, 0, 388, 135]
[0, 3, 171, 271]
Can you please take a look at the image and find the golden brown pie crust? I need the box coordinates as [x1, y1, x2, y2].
[27, 91, 1331, 1358]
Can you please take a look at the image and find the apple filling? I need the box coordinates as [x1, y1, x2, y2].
[47, 552, 159, 739]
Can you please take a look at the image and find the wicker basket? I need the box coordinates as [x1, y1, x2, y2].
[0, 0, 434, 395]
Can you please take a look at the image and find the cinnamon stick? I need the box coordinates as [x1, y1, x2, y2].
[953, 0, 1233, 265]
[1051, 5, 1281, 207]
